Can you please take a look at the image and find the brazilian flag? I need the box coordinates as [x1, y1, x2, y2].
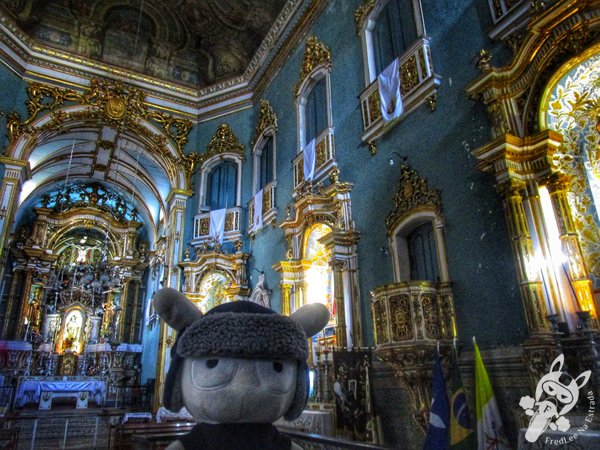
[450, 350, 476, 450]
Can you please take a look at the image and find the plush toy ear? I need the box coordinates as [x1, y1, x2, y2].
[153, 287, 203, 332]
[290, 303, 330, 338]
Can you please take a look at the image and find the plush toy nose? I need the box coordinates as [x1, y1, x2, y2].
[235, 359, 261, 386]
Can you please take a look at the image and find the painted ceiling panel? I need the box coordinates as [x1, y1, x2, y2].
[3, 0, 288, 87]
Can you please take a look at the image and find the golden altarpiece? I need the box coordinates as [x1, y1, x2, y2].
[467, 0, 600, 395]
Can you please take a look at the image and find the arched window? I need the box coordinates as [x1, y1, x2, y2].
[304, 78, 328, 145]
[372, 0, 418, 75]
[206, 161, 237, 210]
[359, 0, 424, 84]
[259, 136, 274, 190]
[407, 222, 439, 281]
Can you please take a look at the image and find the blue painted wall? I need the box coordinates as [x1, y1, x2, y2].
[184, 0, 526, 352]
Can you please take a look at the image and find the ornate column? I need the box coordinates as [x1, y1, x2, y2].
[155, 189, 191, 411]
[330, 260, 347, 348]
[281, 283, 292, 316]
[117, 279, 130, 341]
[0, 157, 30, 275]
[15, 269, 35, 339]
[128, 278, 141, 342]
[1, 267, 24, 338]
[544, 174, 597, 321]
[498, 180, 550, 334]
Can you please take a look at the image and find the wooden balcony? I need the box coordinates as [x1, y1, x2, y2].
[359, 38, 441, 144]
[292, 127, 336, 190]
[248, 181, 277, 234]
[191, 206, 242, 245]
[370, 281, 455, 347]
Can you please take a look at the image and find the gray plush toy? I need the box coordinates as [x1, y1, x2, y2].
[154, 287, 330, 450]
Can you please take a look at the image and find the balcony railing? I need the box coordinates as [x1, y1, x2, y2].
[487, 0, 530, 40]
[248, 182, 277, 234]
[370, 281, 454, 346]
[192, 206, 242, 245]
[293, 127, 336, 190]
[359, 38, 440, 144]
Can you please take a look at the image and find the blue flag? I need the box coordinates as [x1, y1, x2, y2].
[424, 352, 450, 450]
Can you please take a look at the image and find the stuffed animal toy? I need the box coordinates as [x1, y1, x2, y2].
[154, 287, 330, 450]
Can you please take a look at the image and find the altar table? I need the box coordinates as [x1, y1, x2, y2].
[16, 377, 106, 408]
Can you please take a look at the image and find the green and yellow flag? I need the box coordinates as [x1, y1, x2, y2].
[450, 349, 476, 450]
[474, 339, 510, 450]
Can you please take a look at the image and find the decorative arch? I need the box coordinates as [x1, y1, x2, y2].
[180, 250, 250, 307]
[6, 80, 195, 192]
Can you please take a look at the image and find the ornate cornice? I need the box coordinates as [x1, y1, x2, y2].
[252, 100, 278, 147]
[202, 124, 245, 164]
[385, 165, 441, 233]
[354, 0, 376, 34]
[294, 36, 332, 96]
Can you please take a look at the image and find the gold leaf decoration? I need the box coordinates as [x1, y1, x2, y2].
[386, 164, 441, 233]
[201, 124, 245, 164]
[354, 0, 376, 35]
[252, 99, 278, 147]
[295, 36, 332, 96]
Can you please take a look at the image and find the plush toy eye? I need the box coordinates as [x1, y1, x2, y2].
[257, 360, 296, 393]
[206, 359, 219, 369]
[189, 357, 237, 389]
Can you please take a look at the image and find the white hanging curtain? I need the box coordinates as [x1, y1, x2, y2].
[378, 58, 403, 123]
[253, 189, 263, 231]
[303, 138, 316, 182]
[209, 208, 227, 243]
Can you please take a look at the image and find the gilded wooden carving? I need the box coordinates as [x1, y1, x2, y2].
[252, 100, 278, 147]
[295, 36, 331, 96]
[354, 0, 376, 34]
[386, 165, 441, 233]
[202, 124, 245, 164]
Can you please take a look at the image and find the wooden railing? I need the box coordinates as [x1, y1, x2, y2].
[248, 181, 277, 234]
[489, 0, 524, 23]
[191, 206, 242, 245]
[293, 127, 336, 189]
[487, 0, 530, 40]
[359, 38, 440, 143]
[370, 281, 455, 346]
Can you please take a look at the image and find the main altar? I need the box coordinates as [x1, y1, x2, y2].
[0, 183, 149, 411]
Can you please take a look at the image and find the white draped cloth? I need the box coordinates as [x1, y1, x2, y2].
[253, 189, 263, 231]
[378, 58, 403, 122]
[209, 208, 227, 243]
[303, 138, 316, 182]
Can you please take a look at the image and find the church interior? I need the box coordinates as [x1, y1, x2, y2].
[0, 0, 598, 448]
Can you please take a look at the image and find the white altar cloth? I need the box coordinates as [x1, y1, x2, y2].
[16, 378, 106, 407]
[85, 343, 142, 353]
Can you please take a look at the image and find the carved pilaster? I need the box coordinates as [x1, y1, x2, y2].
[1, 268, 23, 339]
[281, 283, 292, 316]
[544, 174, 598, 322]
[497, 180, 550, 334]
[331, 260, 347, 348]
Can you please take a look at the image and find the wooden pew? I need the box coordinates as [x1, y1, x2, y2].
[110, 421, 195, 449]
